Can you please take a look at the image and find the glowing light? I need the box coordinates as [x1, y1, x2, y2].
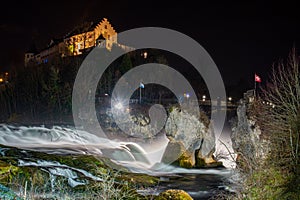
[202, 95, 206, 99]
[142, 51, 148, 59]
[140, 82, 145, 88]
[114, 102, 123, 110]
[228, 97, 232, 101]
[0, 78, 3, 83]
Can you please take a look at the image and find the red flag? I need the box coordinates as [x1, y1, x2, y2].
[255, 74, 261, 82]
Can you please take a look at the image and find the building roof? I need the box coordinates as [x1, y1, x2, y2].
[64, 21, 96, 38]
[25, 18, 115, 56]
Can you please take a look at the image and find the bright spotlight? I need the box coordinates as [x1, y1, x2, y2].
[114, 102, 123, 110]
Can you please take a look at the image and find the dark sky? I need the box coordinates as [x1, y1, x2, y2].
[1, 0, 300, 88]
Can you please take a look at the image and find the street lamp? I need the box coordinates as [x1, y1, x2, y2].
[141, 51, 148, 59]
[139, 82, 144, 104]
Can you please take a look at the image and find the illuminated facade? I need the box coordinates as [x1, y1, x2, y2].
[25, 18, 117, 66]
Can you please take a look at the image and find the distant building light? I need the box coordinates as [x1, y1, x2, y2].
[228, 97, 232, 101]
[0, 78, 3, 83]
[202, 95, 206, 99]
[5, 72, 8, 76]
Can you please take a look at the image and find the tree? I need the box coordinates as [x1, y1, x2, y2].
[42, 66, 62, 114]
[252, 48, 300, 197]
[261, 48, 299, 168]
[119, 54, 133, 74]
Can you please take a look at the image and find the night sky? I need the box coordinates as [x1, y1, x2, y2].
[1, 0, 300, 90]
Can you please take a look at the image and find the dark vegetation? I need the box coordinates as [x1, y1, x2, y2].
[0, 47, 180, 124]
[230, 48, 300, 199]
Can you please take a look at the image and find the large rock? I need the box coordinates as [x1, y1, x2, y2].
[231, 100, 270, 168]
[162, 107, 219, 168]
[103, 105, 165, 139]
[156, 189, 193, 200]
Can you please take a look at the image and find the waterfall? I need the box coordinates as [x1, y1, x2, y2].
[0, 124, 168, 170]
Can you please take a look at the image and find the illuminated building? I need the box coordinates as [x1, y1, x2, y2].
[25, 18, 118, 66]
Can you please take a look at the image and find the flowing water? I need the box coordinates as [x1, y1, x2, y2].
[0, 124, 237, 199]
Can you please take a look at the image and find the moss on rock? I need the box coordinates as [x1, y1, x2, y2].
[156, 189, 193, 200]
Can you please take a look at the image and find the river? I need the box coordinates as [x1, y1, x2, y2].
[0, 123, 237, 199]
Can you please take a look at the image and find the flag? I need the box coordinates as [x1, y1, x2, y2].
[255, 74, 261, 83]
[140, 82, 145, 88]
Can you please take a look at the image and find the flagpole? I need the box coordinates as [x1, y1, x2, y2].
[254, 75, 257, 98]
[139, 86, 142, 104]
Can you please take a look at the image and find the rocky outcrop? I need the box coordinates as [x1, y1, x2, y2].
[100, 105, 165, 139]
[231, 100, 270, 168]
[162, 107, 221, 168]
[100, 105, 222, 168]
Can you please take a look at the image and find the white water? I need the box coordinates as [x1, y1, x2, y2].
[0, 124, 237, 198]
[0, 124, 169, 169]
[18, 159, 102, 188]
[214, 127, 237, 169]
[0, 124, 236, 169]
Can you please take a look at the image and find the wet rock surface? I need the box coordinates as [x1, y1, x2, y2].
[163, 108, 221, 168]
